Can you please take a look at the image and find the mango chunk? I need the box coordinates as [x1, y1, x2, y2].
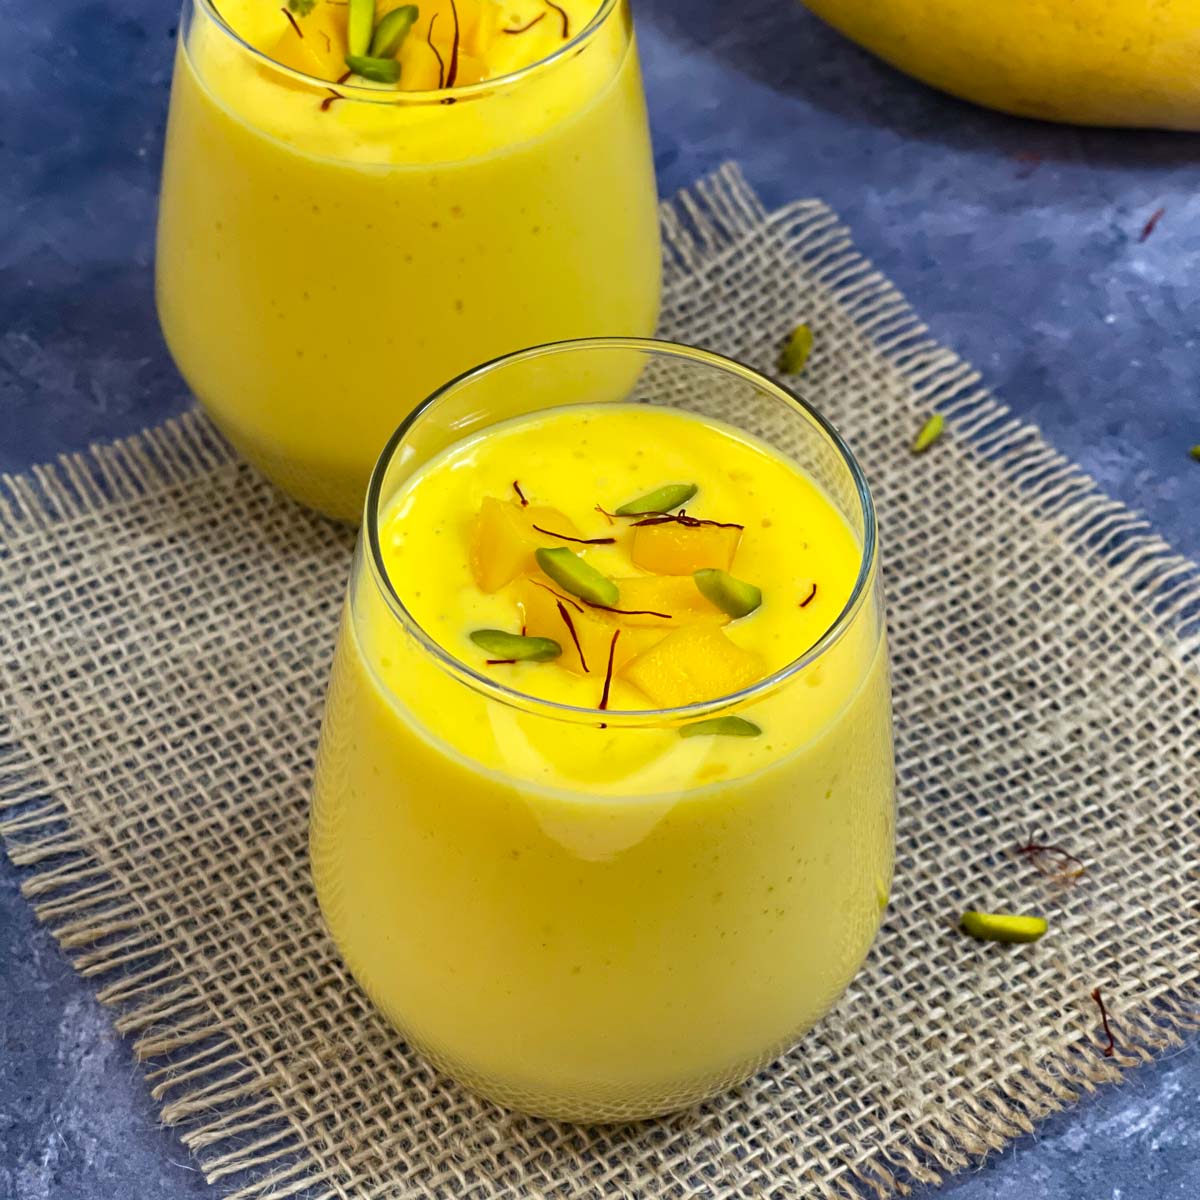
[621, 625, 764, 707]
[469, 498, 577, 593]
[513, 578, 650, 676]
[611, 576, 729, 628]
[261, 4, 348, 81]
[396, 0, 494, 89]
[631, 520, 741, 576]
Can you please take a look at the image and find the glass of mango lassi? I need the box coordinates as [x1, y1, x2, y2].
[155, 0, 660, 521]
[310, 339, 894, 1121]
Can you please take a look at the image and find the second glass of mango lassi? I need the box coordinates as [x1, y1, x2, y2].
[156, 0, 660, 520]
[310, 339, 895, 1120]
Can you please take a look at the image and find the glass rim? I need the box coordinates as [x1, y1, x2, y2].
[194, 0, 622, 104]
[362, 337, 880, 726]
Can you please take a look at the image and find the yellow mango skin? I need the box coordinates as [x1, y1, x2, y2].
[631, 521, 741, 576]
[622, 625, 763, 708]
[802, 0, 1200, 129]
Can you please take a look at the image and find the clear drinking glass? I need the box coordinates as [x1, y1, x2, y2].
[155, 0, 660, 521]
[310, 339, 894, 1121]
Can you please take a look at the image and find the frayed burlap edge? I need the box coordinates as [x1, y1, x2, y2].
[1, 163, 1198, 1200]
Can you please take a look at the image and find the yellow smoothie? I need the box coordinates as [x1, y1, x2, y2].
[311, 401, 894, 1120]
[156, 0, 660, 520]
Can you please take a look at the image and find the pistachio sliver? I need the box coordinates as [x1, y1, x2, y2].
[779, 323, 813, 375]
[959, 911, 1047, 944]
[370, 4, 419, 57]
[912, 413, 945, 454]
[345, 53, 401, 82]
[469, 629, 561, 662]
[679, 716, 762, 739]
[693, 568, 762, 618]
[535, 547, 619, 607]
[347, 0, 375, 56]
[614, 482, 697, 517]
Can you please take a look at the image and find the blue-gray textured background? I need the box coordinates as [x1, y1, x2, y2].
[1, 1, 1197, 1197]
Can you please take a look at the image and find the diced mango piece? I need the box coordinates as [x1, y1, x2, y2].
[396, 31, 444, 90]
[395, 0, 492, 89]
[261, 4, 348, 81]
[513, 577, 650, 677]
[469, 498, 577, 593]
[611, 576, 729, 628]
[631, 520, 742, 576]
[622, 625, 763, 707]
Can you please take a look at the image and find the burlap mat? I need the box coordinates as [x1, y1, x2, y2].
[2, 165, 1197, 1200]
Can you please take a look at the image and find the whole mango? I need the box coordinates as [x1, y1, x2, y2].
[802, 0, 1200, 129]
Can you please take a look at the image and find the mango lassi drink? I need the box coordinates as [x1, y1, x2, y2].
[310, 342, 894, 1120]
[156, 0, 659, 520]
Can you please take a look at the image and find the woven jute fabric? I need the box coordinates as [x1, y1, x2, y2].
[2, 165, 1198, 1200]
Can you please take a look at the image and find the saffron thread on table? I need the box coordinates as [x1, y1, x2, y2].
[1139, 206, 1165, 242]
[1091, 987, 1116, 1057]
[1015, 835, 1086, 883]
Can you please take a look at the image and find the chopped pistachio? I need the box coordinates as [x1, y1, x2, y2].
[779, 323, 813, 375]
[912, 413, 945, 454]
[370, 5, 419, 57]
[345, 53, 401, 82]
[469, 629, 561, 662]
[535, 547, 619, 607]
[614, 482, 698, 516]
[347, 0, 374, 56]
[1190, 444, 1200, 462]
[693, 568, 762, 618]
[287, 0, 317, 14]
[679, 716, 762, 739]
[959, 911, 1047, 944]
